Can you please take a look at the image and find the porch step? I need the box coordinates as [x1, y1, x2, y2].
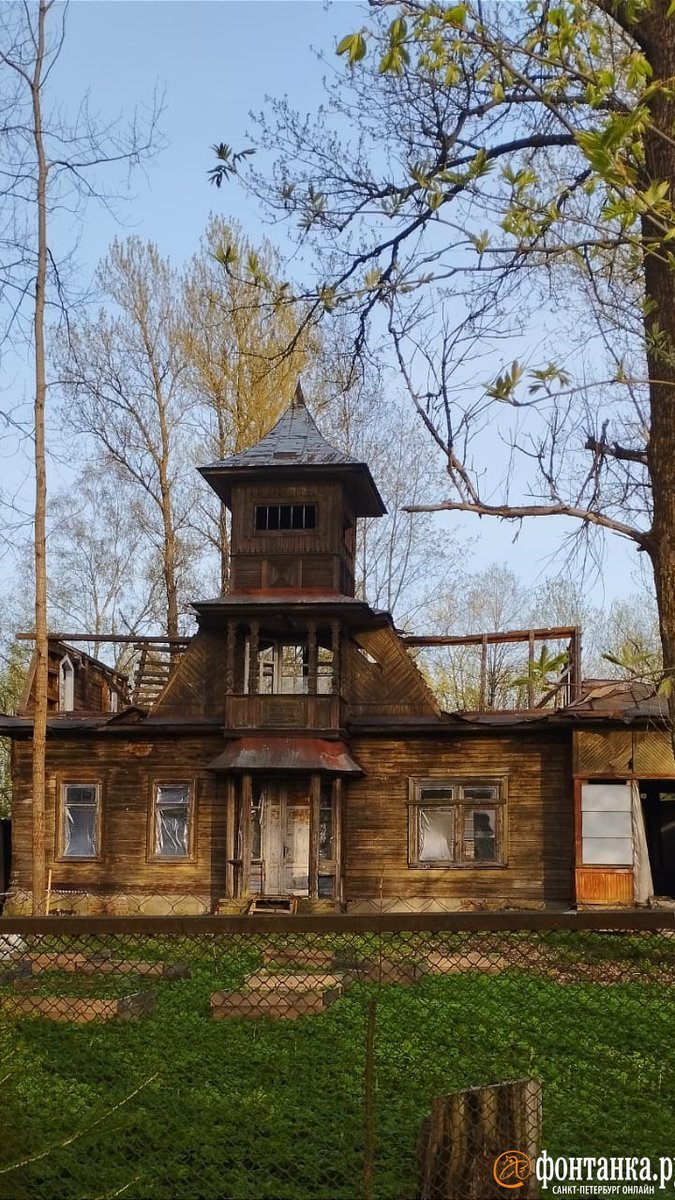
[247, 896, 298, 915]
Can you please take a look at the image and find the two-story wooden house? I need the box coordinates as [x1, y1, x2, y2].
[2, 386, 675, 914]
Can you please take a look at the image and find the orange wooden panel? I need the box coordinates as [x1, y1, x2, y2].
[575, 868, 634, 905]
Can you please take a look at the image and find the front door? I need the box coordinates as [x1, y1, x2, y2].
[251, 778, 310, 896]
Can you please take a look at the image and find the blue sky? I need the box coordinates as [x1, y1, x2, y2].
[1, 0, 647, 611]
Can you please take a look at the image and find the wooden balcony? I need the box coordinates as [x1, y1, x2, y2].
[225, 693, 344, 731]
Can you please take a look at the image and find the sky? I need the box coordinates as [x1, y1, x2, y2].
[0, 0, 648, 618]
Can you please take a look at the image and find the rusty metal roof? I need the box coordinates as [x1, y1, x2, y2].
[207, 736, 363, 774]
[199, 384, 386, 517]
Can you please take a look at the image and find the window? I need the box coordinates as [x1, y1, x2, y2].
[581, 783, 632, 866]
[256, 641, 333, 695]
[60, 783, 100, 859]
[255, 503, 316, 531]
[59, 655, 75, 711]
[152, 783, 193, 859]
[408, 779, 504, 867]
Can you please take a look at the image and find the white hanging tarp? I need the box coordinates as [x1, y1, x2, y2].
[632, 780, 654, 905]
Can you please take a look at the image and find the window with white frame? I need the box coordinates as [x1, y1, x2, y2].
[152, 783, 192, 859]
[59, 655, 75, 711]
[408, 779, 504, 867]
[60, 783, 100, 858]
[581, 783, 633, 865]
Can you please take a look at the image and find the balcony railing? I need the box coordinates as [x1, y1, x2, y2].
[225, 693, 343, 730]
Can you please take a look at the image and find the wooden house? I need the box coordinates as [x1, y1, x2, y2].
[1, 386, 675, 914]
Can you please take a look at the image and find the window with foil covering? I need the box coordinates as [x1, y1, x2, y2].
[60, 784, 101, 859]
[152, 784, 193, 859]
[408, 779, 505, 867]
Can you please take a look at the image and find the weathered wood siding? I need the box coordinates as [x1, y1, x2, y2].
[9, 736, 228, 905]
[153, 632, 226, 717]
[344, 732, 573, 906]
[21, 642, 128, 715]
[574, 728, 675, 778]
[229, 481, 354, 594]
[346, 627, 439, 716]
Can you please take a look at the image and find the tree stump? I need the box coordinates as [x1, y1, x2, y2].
[419, 1078, 541, 1199]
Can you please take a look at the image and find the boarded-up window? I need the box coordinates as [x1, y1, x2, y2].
[581, 783, 632, 866]
[409, 780, 503, 867]
[61, 784, 100, 858]
[154, 784, 192, 859]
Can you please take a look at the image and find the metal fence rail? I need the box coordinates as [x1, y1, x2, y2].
[1, 912, 674, 1200]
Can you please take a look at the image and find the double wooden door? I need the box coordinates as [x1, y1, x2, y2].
[251, 778, 310, 896]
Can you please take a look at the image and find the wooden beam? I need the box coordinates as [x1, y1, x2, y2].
[16, 633, 191, 644]
[402, 625, 578, 648]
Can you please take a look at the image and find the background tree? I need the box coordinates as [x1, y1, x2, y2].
[220, 0, 675, 736]
[0, 1, 159, 910]
[60, 238, 194, 638]
[47, 473, 160, 640]
[322, 355, 465, 625]
[181, 217, 318, 590]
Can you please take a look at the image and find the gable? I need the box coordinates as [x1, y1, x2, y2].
[347, 626, 440, 716]
[150, 631, 226, 718]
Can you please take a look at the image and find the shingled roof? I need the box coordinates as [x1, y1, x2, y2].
[199, 383, 386, 516]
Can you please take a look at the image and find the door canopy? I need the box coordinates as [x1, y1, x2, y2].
[207, 736, 363, 775]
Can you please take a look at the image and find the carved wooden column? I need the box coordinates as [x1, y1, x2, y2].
[238, 773, 252, 899]
[309, 773, 321, 900]
[334, 777, 344, 906]
[307, 621, 318, 696]
[331, 620, 341, 695]
[248, 621, 259, 695]
[225, 620, 237, 695]
[225, 776, 236, 899]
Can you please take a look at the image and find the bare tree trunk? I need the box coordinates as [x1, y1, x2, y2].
[640, 11, 675, 754]
[30, 0, 49, 916]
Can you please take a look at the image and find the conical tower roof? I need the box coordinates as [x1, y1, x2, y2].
[199, 383, 386, 516]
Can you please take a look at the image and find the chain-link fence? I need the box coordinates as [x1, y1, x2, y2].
[1, 911, 675, 1199]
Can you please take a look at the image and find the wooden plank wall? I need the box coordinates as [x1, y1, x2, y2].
[229, 480, 353, 594]
[9, 736, 228, 904]
[347, 627, 440, 715]
[574, 728, 675, 778]
[344, 732, 573, 906]
[153, 632, 226, 716]
[21, 645, 125, 715]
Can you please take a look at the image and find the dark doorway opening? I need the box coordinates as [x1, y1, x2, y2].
[640, 781, 675, 898]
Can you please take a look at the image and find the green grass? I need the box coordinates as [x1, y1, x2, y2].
[1, 934, 674, 1200]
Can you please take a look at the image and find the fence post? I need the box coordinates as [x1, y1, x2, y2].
[419, 1077, 541, 1200]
